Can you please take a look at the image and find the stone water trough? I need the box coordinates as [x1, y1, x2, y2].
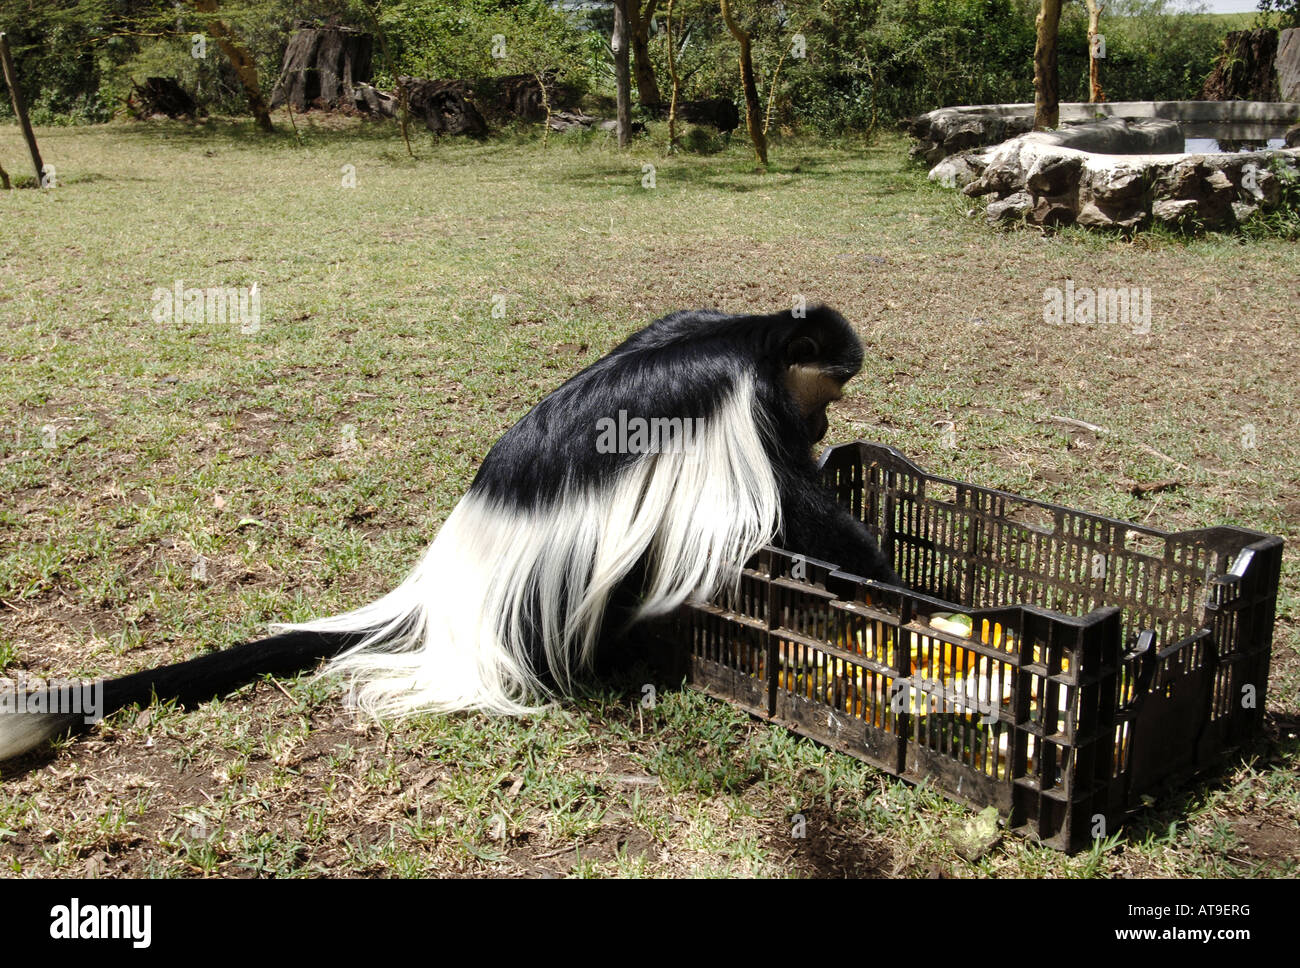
[912, 101, 1300, 230]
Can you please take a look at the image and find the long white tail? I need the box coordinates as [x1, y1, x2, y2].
[279, 378, 781, 718]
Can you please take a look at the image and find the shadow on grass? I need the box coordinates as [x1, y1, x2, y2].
[589, 631, 1299, 871]
[71, 117, 930, 202]
[100, 115, 417, 152]
[1111, 711, 1300, 869]
[551, 149, 898, 195]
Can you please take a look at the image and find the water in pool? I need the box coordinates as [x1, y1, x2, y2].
[1179, 122, 1289, 154]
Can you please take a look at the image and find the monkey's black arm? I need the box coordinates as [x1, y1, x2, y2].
[777, 470, 902, 586]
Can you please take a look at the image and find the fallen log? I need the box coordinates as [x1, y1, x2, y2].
[352, 82, 398, 119]
[128, 77, 199, 119]
[677, 98, 739, 133]
[398, 77, 487, 136]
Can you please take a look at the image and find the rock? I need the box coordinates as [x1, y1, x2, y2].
[929, 152, 987, 189]
[986, 191, 1033, 223]
[1204, 169, 1234, 192]
[1077, 201, 1147, 230]
[1155, 158, 1206, 198]
[926, 112, 1299, 233]
[1031, 194, 1077, 226]
[1252, 168, 1282, 206]
[1286, 123, 1300, 149]
[964, 155, 1025, 198]
[905, 109, 1034, 162]
[1082, 166, 1147, 205]
[1026, 152, 1083, 195]
[903, 115, 930, 140]
[1152, 198, 1199, 223]
[1228, 162, 1283, 205]
[1075, 202, 1112, 228]
[941, 118, 989, 154]
[1232, 200, 1261, 224]
[1034, 118, 1182, 155]
[946, 806, 1002, 862]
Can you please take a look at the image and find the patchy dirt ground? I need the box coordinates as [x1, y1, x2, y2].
[0, 119, 1296, 877]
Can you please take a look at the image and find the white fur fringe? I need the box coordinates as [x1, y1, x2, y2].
[279, 377, 781, 718]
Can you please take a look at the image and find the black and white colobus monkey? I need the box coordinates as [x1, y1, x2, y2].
[0, 305, 899, 762]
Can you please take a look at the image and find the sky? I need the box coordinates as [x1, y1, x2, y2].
[1169, 0, 1266, 12]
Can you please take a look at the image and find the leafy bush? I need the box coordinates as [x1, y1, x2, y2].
[369, 0, 601, 96]
[0, 0, 1253, 130]
[650, 0, 1233, 136]
[1057, 0, 1225, 102]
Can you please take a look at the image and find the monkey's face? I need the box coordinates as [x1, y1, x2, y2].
[783, 332, 853, 443]
[785, 363, 845, 442]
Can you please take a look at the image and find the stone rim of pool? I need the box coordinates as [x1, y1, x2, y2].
[911, 101, 1300, 231]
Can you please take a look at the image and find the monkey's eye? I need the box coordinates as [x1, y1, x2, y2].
[786, 336, 819, 364]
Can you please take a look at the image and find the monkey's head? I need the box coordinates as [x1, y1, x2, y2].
[778, 307, 863, 443]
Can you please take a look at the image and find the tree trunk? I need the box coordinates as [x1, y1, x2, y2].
[1086, 0, 1104, 103]
[666, 0, 680, 149]
[628, 1, 662, 110]
[612, 0, 632, 148]
[1033, 0, 1063, 130]
[359, 2, 413, 156]
[0, 32, 45, 184]
[720, 0, 767, 166]
[192, 0, 274, 132]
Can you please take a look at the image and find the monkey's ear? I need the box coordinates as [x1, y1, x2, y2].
[785, 335, 820, 366]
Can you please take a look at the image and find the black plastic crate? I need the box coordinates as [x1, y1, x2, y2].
[655, 442, 1283, 853]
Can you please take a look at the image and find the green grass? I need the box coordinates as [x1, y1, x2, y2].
[0, 116, 1297, 878]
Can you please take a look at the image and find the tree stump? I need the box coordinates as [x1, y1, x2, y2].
[1277, 28, 1300, 102]
[1201, 29, 1280, 102]
[270, 22, 373, 112]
